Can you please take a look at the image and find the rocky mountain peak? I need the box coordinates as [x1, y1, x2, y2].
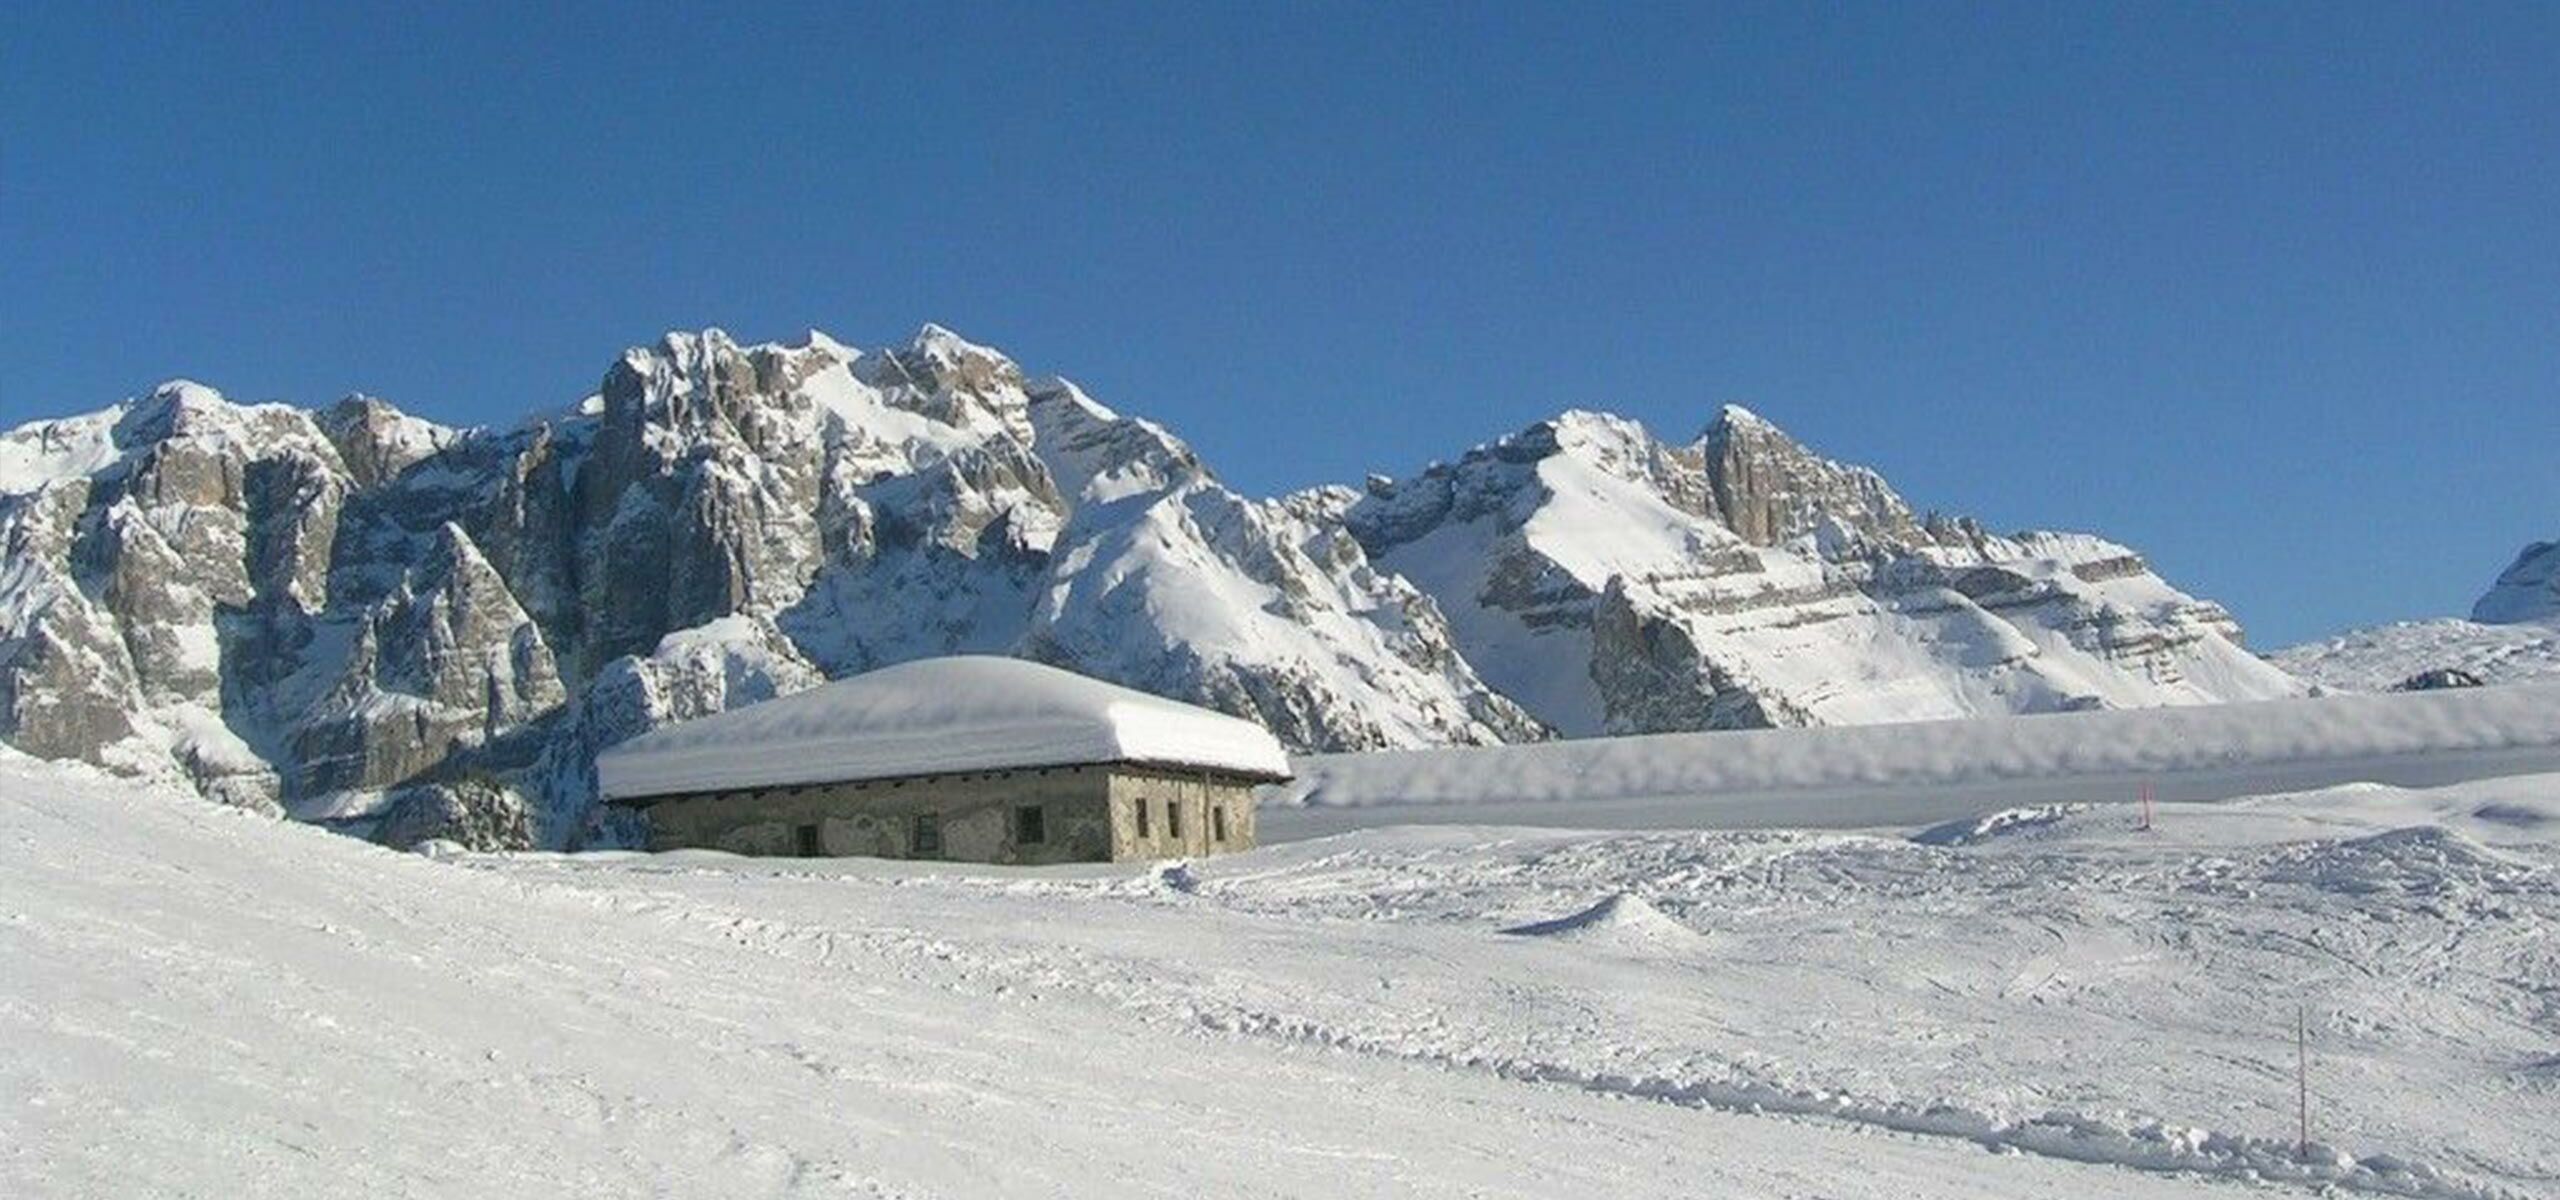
[120, 381, 334, 453]
[113, 380, 231, 445]
[868, 323, 1025, 399]
[1543, 408, 1652, 451]
[603, 330, 758, 426]
[1701, 402, 1773, 435]
[1693, 403, 1918, 549]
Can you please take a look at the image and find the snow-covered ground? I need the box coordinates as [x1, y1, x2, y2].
[8, 747, 2557, 1198]
[2272, 618, 2560, 693]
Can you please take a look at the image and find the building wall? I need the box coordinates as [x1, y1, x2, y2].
[1103, 766, 1261, 860]
[640, 764, 1117, 865]
[632, 762, 1266, 865]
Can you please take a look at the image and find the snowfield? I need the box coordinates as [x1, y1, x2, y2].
[8, 750, 2558, 1197]
[2272, 618, 2560, 694]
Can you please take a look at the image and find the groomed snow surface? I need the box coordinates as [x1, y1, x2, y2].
[10, 737, 2560, 1198]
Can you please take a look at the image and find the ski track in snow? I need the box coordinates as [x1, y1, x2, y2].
[7, 753, 2559, 1198]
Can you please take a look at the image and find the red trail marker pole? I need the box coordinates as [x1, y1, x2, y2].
[2136, 782, 2155, 832]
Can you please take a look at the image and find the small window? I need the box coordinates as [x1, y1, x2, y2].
[794, 823, 822, 857]
[1212, 805, 1228, 843]
[1166, 800, 1182, 840]
[912, 811, 942, 858]
[1134, 797, 1151, 838]
[1015, 804, 1046, 845]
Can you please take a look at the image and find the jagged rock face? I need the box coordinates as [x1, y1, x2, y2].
[0, 472, 124, 767]
[317, 396, 455, 489]
[1589, 579, 1813, 733]
[294, 524, 568, 797]
[0, 563, 142, 762]
[370, 776, 533, 852]
[1697, 406, 1923, 550]
[2473, 540, 2560, 625]
[0, 328, 2296, 844]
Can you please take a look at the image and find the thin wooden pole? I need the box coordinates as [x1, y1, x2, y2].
[2296, 1006, 2310, 1158]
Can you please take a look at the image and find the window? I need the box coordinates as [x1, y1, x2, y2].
[794, 823, 822, 857]
[1134, 797, 1151, 838]
[1212, 804, 1228, 843]
[1015, 804, 1046, 845]
[1166, 799, 1182, 840]
[912, 811, 942, 858]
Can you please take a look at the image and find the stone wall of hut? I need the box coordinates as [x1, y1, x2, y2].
[632, 762, 1262, 864]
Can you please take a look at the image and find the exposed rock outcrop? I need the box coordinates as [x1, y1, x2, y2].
[2393, 667, 2487, 692]
[369, 775, 534, 851]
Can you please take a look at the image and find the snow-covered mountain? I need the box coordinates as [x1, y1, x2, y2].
[1342, 406, 2298, 735]
[2271, 538, 2560, 692]
[0, 326, 2295, 847]
[2472, 538, 2560, 625]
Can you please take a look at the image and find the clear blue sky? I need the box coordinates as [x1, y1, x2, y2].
[6, 2, 2554, 645]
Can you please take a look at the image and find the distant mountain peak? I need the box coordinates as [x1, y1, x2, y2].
[1699, 402, 1776, 439]
[2473, 539, 2560, 625]
[909, 321, 996, 356]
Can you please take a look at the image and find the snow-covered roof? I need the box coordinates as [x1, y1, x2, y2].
[596, 656, 1291, 802]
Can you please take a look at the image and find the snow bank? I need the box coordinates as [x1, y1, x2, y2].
[596, 655, 1291, 801]
[1271, 683, 2560, 814]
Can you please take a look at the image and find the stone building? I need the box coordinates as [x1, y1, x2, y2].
[595, 656, 1290, 864]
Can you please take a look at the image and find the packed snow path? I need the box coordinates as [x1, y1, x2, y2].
[7, 757, 2556, 1197]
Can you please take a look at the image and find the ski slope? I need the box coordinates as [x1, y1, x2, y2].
[9, 749, 2558, 1198]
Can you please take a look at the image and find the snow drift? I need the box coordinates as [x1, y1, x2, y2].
[1499, 892, 1697, 947]
[1270, 682, 2560, 815]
